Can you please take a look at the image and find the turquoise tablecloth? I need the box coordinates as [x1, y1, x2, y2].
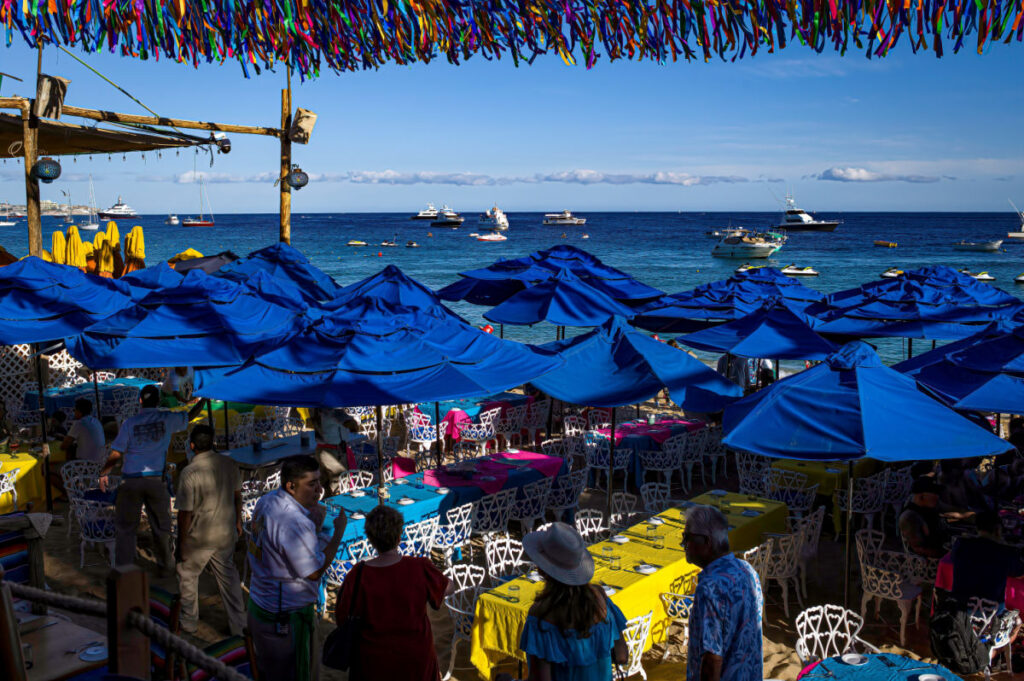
[799, 654, 962, 681]
[23, 376, 156, 414]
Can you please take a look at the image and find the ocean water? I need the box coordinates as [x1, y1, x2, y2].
[9, 210, 1024, 363]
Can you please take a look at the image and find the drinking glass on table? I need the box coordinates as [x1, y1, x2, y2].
[609, 553, 621, 571]
[646, 524, 657, 542]
[602, 546, 614, 562]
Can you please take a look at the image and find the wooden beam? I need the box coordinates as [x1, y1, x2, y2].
[279, 81, 292, 245]
[22, 107, 40, 258]
[61, 105, 281, 137]
[0, 98, 29, 112]
[107, 566, 150, 680]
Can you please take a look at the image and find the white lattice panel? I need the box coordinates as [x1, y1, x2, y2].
[0, 345, 32, 415]
[46, 349, 84, 388]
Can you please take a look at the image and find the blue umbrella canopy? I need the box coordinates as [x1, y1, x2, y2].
[484, 269, 636, 327]
[194, 306, 562, 408]
[325, 265, 462, 320]
[723, 341, 1012, 462]
[216, 243, 342, 302]
[893, 321, 1015, 375]
[827, 266, 1019, 309]
[241, 270, 315, 314]
[679, 303, 837, 360]
[120, 262, 184, 297]
[0, 257, 134, 344]
[66, 269, 306, 368]
[437, 262, 556, 306]
[530, 317, 742, 410]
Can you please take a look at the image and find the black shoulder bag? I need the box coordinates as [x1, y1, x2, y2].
[323, 562, 366, 671]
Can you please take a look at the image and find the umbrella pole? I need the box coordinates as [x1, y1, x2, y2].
[92, 373, 101, 418]
[33, 345, 53, 513]
[223, 400, 231, 447]
[434, 402, 443, 467]
[843, 460, 854, 609]
[375, 405, 384, 504]
[606, 409, 617, 522]
[908, 338, 914, 359]
[546, 398, 555, 442]
[500, 324, 504, 339]
[206, 399, 214, 429]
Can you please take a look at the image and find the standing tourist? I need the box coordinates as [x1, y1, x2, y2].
[247, 455, 346, 681]
[63, 398, 106, 463]
[98, 385, 201, 573]
[161, 366, 195, 406]
[494, 522, 627, 681]
[682, 505, 763, 681]
[175, 425, 246, 635]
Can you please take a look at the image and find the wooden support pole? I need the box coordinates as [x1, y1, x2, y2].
[21, 105, 40, 257]
[59, 105, 281, 137]
[0, 514, 47, 615]
[106, 566, 150, 680]
[279, 71, 293, 245]
[0, 583, 28, 681]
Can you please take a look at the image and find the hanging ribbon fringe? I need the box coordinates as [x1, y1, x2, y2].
[1, 0, 1020, 78]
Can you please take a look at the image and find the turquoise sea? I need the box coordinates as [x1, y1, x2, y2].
[8, 210, 1024, 363]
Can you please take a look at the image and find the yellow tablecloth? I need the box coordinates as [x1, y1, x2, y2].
[0, 441, 65, 513]
[771, 459, 879, 534]
[469, 494, 787, 678]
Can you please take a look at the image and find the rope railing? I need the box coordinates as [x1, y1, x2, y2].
[6, 580, 250, 681]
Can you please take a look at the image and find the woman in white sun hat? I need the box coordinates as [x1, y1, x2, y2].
[496, 522, 628, 681]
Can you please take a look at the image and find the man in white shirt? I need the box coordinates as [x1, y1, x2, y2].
[161, 366, 194, 406]
[99, 384, 203, 573]
[63, 398, 106, 464]
[314, 409, 366, 494]
[246, 455, 346, 681]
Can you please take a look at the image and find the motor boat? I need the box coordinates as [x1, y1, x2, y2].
[347, 240, 368, 247]
[581, 234, 589, 239]
[411, 203, 439, 220]
[953, 240, 1003, 252]
[1008, 200, 1024, 239]
[873, 240, 897, 248]
[959, 269, 996, 281]
[97, 196, 138, 220]
[478, 205, 509, 231]
[0, 203, 16, 227]
[711, 230, 785, 259]
[773, 194, 840, 232]
[431, 205, 464, 227]
[1015, 273, 1024, 284]
[781, 264, 819, 276]
[165, 214, 180, 225]
[381, 240, 398, 247]
[735, 264, 764, 274]
[543, 210, 586, 226]
[881, 267, 904, 278]
[477, 233, 508, 242]
[406, 241, 420, 248]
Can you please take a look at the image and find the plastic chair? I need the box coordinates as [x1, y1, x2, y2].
[640, 482, 672, 514]
[435, 502, 476, 568]
[968, 596, 1019, 680]
[484, 535, 529, 586]
[546, 469, 587, 523]
[510, 477, 554, 532]
[575, 508, 607, 544]
[0, 467, 20, 511]
[795, 604, 879, 666]
[620, 611, 654, 680]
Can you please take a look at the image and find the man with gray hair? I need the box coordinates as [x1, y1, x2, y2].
[682, 504, 763, 681]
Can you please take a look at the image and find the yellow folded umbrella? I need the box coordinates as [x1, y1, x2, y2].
[40, 249, 52, 262]
[105, 221, 120, 247]
[50, 230, 66, 265]
[168, 247, 203, 264]
[98, 239, 115, 277]
[126, 225, 145, 260]
[93, 231, 106, 250]
[65, 226, 86, 270]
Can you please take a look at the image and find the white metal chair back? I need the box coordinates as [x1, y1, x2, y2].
[562, 414, 586, 438]
[855, 529, 923, 646]
[263, 470, 282, 491]
[575, 508, 607, 544]
[882, 466, 914, 524]
[510, 477, 554, 531]
[460, 407, 501, 454]
[836, 469, 890, 530]
[399, 515, 440, 558]
[324, 537, 379, 587]
[610, 491, 638, 530]
[445, 564, 487, 592]
[658, 570, 699, 660]
[742, 537, 774, 592]
[0, 468, 19, 510]
[525, 399, 549, 442]
[546, 469, 587, 522]
[763, 531, 804, 617]
[227, 411, 256, 448]
[587, 408, 612, 430]
[496, 405, 528, 446]
[790, 506, 826, 598]
[795, 604, 877, 666]
[766, 469, 819, 514]
[620, 611, 653, 680]
[735, 451, 771, 497]
[484, 535, 528, 586]
[436, 502, 476, 567]
[76, 499, 116, 567]
[338, 470, 375, 493]
[478, 406, 503, 429]
[472, 488, 516, 536]
[540, 439, 573, 471]
[584, 440, 631, 491]
[62, 460, 100, 489]
[407, 411, 437, 452]
[442, 585, 484, 681]
[640, 482, 671, 514]
[638, 448, 678, 488]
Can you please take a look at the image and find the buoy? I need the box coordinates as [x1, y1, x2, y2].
[378, 251, 382, 257]
[481, 324, 494, 334]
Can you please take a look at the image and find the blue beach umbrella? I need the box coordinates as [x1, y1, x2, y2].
[66, 269, 306, 368]
[325, 265, 462, 319]
[120, 262, 184, 297]
[893, 320, 1016, 376]
[437, 263, 556, 306]
[534, 245, 663, 302]
[679, 303, 837, 360]
[216, 242, 342, 302]
[241, 270, 316, 314]
[484, 269, 636, 327]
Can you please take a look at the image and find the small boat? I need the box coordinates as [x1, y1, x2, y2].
[381, 240, 397, 247]
[881, 267, 904, 279]
[469, 233, 480, 237]
[735, 264, 764, 274]
[406, 241, 420, 248]
[873, 240, 897, 248]
[411, 203, 439, 220]
[543, 210, 586, 226]
[431, 205, 464, 227]
[78, 175, 100, 231]
[960, 269, 996, 281]
[953, 239, 1003, 252]
[773, 194, 840, 232]
[164, 214, 180, 226]
[0, 203, 16, 226]
[581, 234, 589, 239]
[477, 233, 507, 242]
[782, 264, 819, 277]
[478, 205, 509, 231]
[347, 240, 368, 247]
[1008, 200, 1024, 239]
[1015, 273, 1024, 284]
[711, 230, 785, 259]
[181, 175, 215, 227]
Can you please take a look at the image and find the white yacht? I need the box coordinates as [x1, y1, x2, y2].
[97, 196, 138, 220]
[164, 214, 180, 225]
[411, 203, 439, 220]
[711, 230, 785, 259]
[0, 203, 17, 227]
[1007, 200, 1024, 239]
[478, 205, 509, 231]
[477, 233, 508, 242]
[78, 175, 100, 231]
[431, 205, 464, 227]
[773, 194, 840, 232]
[543, 210, 586, 226]
[953, 240, 1003, 252]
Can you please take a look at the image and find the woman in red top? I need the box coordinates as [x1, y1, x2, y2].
[334, 505, 453, 680]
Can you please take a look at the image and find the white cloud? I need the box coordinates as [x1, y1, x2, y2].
[810, 166, 944, 183]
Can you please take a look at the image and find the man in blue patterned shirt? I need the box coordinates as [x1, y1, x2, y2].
[683, 505, 764, 681]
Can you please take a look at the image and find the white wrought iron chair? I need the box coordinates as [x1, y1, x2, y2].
[399, 515, 440, 558]
[495, 404, 528, 448]
[584, 439, 631, 491]
[76, 499, 116, 567]
[743, 536, 774, 597]
[855, 528, 923, 646]
[338, 470, 375, 493]
[640, 482, 672, 515]
[638, 447, 679, 488]
[968, 596, 1019, 680]
[484, 535, 529, 586]
[472, 488, 516, 539]
[659, 571, 699, 660]
[765, 469, 819, 516]
[406, 410, 438, 454]
[435, 502, 476, 567]
[620, 611, 653, 680]
[788, 506, 826, 599]
[324, 538, 378, 590]
[459, 407, 501, 456]
[510, 477, 554, 532]
[610, 491, 639, 531]
[562, 413, 587, 438]
[736, 451, 771, 497]
[587, 408, 612, 430]
[835, 469, 890, 536]
[882, 466, 914, 529]
[762, 531, 805, 618]
[0, 467, 20, 511]
[445, 563, 487, 592]
[795, 604, 880, 666]
[541, 439, 573, 472]
[575, 508, 607, 544]
[62, 460, 101, 536]
[546, 469, 587, 522]
[442, 584, 484, 681]
[524, 399, 550, 446]
[679, 433, 708, 492]
[702, 426, 730, 483]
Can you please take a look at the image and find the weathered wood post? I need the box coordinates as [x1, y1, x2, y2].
[106, 566, 150, 679]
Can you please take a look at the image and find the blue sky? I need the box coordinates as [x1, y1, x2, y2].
[0, 41, 1021, 213]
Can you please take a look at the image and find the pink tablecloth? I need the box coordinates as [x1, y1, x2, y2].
[419, 396, 535, 441]
[935, 552, 1024, 611]
[422, 450, 561, 495]
[595, 418, 705, 445]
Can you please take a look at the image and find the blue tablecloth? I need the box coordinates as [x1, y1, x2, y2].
[416, 391, 531, 425]
[23, 377, 156, 415]
[223, 434, 316, 468]
[800, 654, 962, 681]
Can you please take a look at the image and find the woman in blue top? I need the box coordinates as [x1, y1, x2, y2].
[498, 522, 628, 681]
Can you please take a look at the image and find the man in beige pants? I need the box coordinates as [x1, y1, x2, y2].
[175, 424, 246, 635]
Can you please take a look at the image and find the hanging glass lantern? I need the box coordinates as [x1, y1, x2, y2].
[287, 164, 309, 190]
[32, 157, 61, 183]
